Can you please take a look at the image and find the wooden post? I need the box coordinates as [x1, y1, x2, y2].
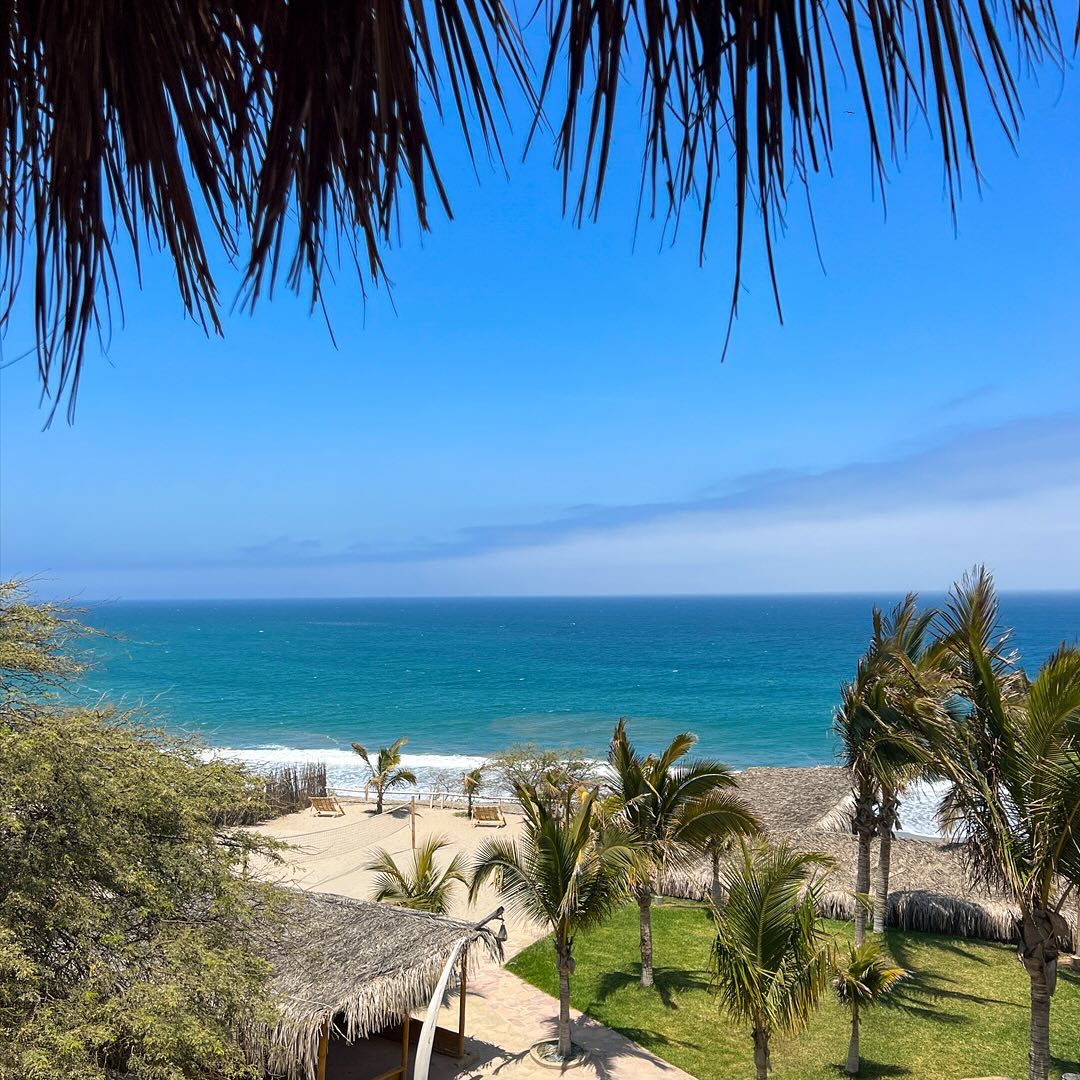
[316, 1018, 329, 1080]
[456, 950, 468, 1058]
[401, 1012, 411, 1078]
[411, 796, 416, 850]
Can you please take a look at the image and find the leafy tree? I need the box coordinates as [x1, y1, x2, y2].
[832, 939, 908, 1075]
[469, 782, 636, 1061]
[604, 718, 759, 987]
[930, 567, 1080, 1080]
[0, 577, 97, 719]
[710, 842, 834, 1080]
[0, 705, 283, 1080]
[834, 598, 942, 943]
[487, 743, 598, 809]
[366, 835, 467, 914]
[351, 736, 418, 813]
[463, 766, 485, 818]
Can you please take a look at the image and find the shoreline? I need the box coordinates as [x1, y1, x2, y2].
[211, 744, 950, 839]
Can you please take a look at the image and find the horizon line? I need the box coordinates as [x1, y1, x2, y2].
[69, 587, 1080, 604]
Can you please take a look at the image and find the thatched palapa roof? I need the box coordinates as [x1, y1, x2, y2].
[734, 765, 854, 836]
[247, 890, 504, 1080]
[657, 766, 1078, 948]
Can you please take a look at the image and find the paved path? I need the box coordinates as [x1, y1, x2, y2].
[433, 966, 697, 1080]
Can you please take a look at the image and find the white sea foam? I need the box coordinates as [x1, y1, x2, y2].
[202, 745, 952, 836]
[896, 780, 949, 839]
[202, 745, 490, 792]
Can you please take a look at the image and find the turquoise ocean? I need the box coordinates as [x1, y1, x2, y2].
[80, 594, 1078, 833]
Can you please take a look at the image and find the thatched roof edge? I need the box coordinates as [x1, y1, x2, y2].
[244, 892, 504, 1080]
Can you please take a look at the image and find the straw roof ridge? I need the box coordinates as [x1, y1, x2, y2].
[247, 888, 504, 1080]
[734, 765, 854, 836]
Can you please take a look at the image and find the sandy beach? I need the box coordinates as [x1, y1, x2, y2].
[252, 798, 548, 957]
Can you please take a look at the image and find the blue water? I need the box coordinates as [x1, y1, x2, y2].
[77, 594, 1079, 795]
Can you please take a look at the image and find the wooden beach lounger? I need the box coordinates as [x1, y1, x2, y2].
[471, 804, 505, 827]
[309, 795, 345, 817]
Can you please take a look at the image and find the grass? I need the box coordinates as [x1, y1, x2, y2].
[507, 901, 1080, 1079]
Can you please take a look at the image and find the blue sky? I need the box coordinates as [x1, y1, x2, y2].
[1, 57, 1078, 599]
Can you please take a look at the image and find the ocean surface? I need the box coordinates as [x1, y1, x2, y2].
[77, 594, 1078, 834]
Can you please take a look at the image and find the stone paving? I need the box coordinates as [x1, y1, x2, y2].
[434, 965, 696, 1080]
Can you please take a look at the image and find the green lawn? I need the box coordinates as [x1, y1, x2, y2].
[507, 901, 1080, 1080]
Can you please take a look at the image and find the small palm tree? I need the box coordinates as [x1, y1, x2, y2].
[832, 939, 908, 1075]
[351, 736, 417, 813]
[930, 568, 1080, 1080]
[710, 841, 834, 1080]
[365, 835, 466, 914]
[469, 782, 636, 1061]
[463, 766, 484, 818]
[605, 718, 760, 987]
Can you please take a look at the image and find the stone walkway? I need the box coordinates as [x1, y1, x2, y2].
[431, 966, 696, 1080]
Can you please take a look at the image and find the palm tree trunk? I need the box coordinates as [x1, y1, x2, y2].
[375, 785, 384, 814]
[845, 1000, 860, 1075]
[711, 848, 722, 906]
[1027, 962, 1051, 1080]
[752, 1028, 769, 1080]
[873, 792, 896, 934]
[854, 829, 872, 946]
[556, 949, 573, 1059]
[467, 792, 473, 819]
[637, 885, 654, 988]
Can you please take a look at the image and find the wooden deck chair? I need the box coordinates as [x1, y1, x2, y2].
[310, 795, 345, 817]
[472, 804, 505, 827]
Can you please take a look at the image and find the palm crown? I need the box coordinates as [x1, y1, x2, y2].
[365, 835, 466, 915]
[833, 595, 945, 940]
[832, 939, 908, 1076]
[469, 782, 637, 1059]
[929, 567, 1080, 1080]
[352, 736, 418, 813]
[710, 841, 834, 1080]
[604, 718, 760, 986]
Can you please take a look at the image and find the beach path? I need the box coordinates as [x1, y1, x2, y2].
[252, 801, 697, 1079]
[428, 964, 696, 1080]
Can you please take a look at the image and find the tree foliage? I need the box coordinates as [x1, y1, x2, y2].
[0, 581, 285, 1079]
[351, 736, 418, 813]
[710, 841, 834, 1080]
[603, 718, 759, 986]
[366, 835, 467, 914]
[469, 782, 637, 1059]
[487, 742, 598, 806]
[0, 578, 97, 718]
[0, 707, 283, 1080]
[929, 567, 1080, 1080]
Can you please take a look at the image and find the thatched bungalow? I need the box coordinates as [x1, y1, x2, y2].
[659, 766, 1080, 948]
[247, 891, 505, 1080]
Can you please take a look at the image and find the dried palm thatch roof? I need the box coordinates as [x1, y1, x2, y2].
[661, 766, 1079, 949]
[734, 766, 853, 835]
[246, 889, 504, 1080]
[2, 0, 1068, 418]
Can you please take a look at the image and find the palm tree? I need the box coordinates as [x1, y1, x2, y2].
[6, 0, 1061, 416]
[869, 597, 947, 934]
[351, 736, 417, 814]
[832, 939, 908, 1075]
[463, 766, 485, 819]
[604, 718, 760, 987]
[365, 835, 467, 914]
[930, 567, 1080, 1080]
[834, 597, 942, 943]
[710, 841, 834, 1080]
[468, 782, 636, 1061]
